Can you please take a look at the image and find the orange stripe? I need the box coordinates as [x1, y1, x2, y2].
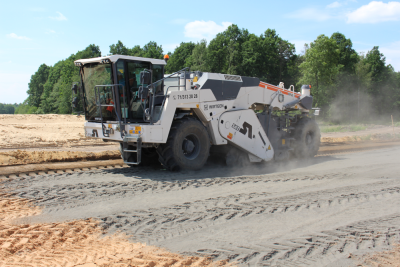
[259, 82, 301, 97]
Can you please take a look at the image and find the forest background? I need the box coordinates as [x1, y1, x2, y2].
[3, 25, 399, 122]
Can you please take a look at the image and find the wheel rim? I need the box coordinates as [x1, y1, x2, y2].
[305, 131, 314, 146]
[182, 134, 201, 160]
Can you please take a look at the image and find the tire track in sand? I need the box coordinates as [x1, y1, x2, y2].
[3, 170, 342, 209]
[96, 182, 400, 265]
[0, 193, 235, 267]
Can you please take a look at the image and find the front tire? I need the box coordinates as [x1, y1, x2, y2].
[293, 118, 321, 158]
[157, 118, 210, 171]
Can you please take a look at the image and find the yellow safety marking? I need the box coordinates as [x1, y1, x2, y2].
[196, 104, 199, 108]
[295, 105, 298, 109]
[108, 124, 112, 128]
[129, 126, 142, 134]
[282, 139, 286, 145]
[268, 145, 271, 150]
[227, 133, 233, 140]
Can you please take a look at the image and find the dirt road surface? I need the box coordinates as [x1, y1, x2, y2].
[1, 145, 399, 266]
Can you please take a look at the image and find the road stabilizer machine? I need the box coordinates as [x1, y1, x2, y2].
[72, 55, 320, 171]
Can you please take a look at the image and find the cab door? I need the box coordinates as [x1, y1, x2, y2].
[126, 61, 151, 121]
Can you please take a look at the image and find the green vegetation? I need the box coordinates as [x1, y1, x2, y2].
[320, 124, 367, 133]
[0, 103, 19, 114]
[14, 24, 400, 121]
[15, 44, 101, 114]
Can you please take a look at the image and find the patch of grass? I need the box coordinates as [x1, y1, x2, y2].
[320, 124, 367, 133]
[348, 125, 367, 132]
[394, 122, 400, 127]
[320, 126, 345, 133]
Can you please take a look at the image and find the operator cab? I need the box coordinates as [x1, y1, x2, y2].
[74, 55, 166, 123]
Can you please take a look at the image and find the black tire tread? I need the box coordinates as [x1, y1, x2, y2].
[157, 117, 209, 171]
[293, 118, 321, 158]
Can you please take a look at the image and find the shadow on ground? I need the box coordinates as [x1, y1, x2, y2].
[102, 155, 341, 181]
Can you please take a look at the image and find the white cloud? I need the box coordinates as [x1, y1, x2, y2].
[347, 1, 400, 23]
[327, 1, 343, 8]
[49, 11, 67, 21]
[6, 33, 31, 40]
[285, 8, 333, 21]
[184, 21, 232, 40]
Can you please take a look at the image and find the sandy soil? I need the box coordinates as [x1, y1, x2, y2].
[357, 245, 400, 266]
[0, 149, 120, 166]
[0, 114, 105, 149]
[1, 146, 399, 266]
[321, 128, 400, 144]
[2, 115, 400, 266]
[0, 114, 121, 166]
[0, 193, 234, 266]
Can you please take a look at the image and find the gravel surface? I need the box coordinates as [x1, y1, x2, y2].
[2, 147, 400, 266]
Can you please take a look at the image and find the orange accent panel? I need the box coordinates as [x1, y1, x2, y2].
[259, 82, 301, 97]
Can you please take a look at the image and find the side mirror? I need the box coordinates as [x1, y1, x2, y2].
[72, 84, 78, 94]
[72, 97, 78, 108]
[140, 71, 151, 85]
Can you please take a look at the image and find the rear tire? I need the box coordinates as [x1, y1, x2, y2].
[157, 118, 210, 171]
[293, 118, 320, 158]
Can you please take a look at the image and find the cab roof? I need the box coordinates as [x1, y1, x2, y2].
[74, 55, 167, 65]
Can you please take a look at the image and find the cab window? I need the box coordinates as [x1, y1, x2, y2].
[152, 65, 164, 94]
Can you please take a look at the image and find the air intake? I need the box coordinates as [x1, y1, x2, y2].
[224, 75, 242, 82]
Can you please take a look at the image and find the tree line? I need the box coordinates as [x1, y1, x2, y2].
[12, 24, 400, 122]
[0, 103, 19, 114]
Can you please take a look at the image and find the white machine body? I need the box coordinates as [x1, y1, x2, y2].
[76, 55, 314, 164]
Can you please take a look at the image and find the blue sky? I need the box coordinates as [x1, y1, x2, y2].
[1, 0, 399, 104]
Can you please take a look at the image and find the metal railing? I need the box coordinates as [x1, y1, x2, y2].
[94, 84, 125, 139]
[141, 67, 190, 125]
